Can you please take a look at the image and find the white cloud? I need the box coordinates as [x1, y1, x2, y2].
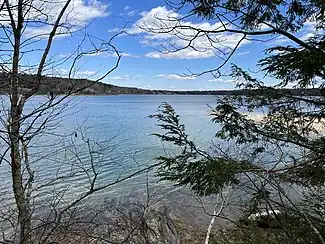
[258, 23, 271, 30]
[77, 70, 96, 75]
[109, 76, 130, 80]
[301, 32, 315, 41]
[129, 6, 249, 59]
[156, 74, 196, 80]
[123, 5, 137, 17]
[237, 51, 250, 56]
[107, 52, 140, 58]
[48, 68, 97, 77]
[146, 49, 216, 59]
[107, 27, 122, 33]
[108, 74, 142, 80]
[127, 10, 137, 16]
[121, 52, 140, 58]
[208, 78, 235, 83]
[305, 20, 317, 32]
[128, 6, 180, 35]
[84, 51, 106, 57]
[145, 52, 161, 59]
[23, 0, 109, 38]
[84, 51, 140, 58]
[56, 68, 69, 74]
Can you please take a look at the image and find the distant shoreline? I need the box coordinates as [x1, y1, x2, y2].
[37, 88, 324, 96]
[1, 89, 323, 97]
[0, 73, 323, 96]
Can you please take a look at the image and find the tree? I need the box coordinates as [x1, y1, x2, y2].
[0, 1, 162, 243]
[149, 0, 325, 243]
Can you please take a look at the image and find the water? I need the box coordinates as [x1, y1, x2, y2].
[0, 95, 223, 222]
[67, 95, 219, 196]
[1, 94, 306, 233]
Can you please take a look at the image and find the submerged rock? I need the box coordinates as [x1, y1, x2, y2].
[143, 206, 180, 244]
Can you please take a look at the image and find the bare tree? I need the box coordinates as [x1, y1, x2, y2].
[0, 1, 162, 243]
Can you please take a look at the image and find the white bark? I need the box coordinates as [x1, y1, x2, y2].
[205, 191, 228, 244]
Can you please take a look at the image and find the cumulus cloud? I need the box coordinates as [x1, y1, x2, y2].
[156, 74, 196, 80]
[23, 0, 109, 38]
[129, 6, 249, 59]
[128, 6, 180, 35]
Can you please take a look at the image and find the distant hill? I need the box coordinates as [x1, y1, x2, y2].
[0, 73, 323, 96]
[0, 73, 151, 95]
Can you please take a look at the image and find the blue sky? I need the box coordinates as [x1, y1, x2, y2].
[13, 0, 316, 91]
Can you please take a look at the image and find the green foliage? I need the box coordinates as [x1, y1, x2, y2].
[157, 156, 250, 196]
[178, 0, 325, 89]
[152, 1, 325, 243]
[211, 102, 259, 143]
[150, 103, 190, 147]
[260, 45, 325, 88]
[182, 0, 324, 31]
[150, 103, 258, 196]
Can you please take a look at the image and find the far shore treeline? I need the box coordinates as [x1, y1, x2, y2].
[0, 73, 322, 96]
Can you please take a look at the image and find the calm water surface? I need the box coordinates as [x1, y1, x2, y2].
[65, 95, 219, 194]
[0, 95, 303, 229]
[0, 95, 221, 207]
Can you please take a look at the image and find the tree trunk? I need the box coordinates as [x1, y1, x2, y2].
[8, 0, 31, 242]
[10, 49, 31, 244]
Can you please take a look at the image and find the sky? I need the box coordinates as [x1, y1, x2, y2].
[7, 0, 317, 91]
